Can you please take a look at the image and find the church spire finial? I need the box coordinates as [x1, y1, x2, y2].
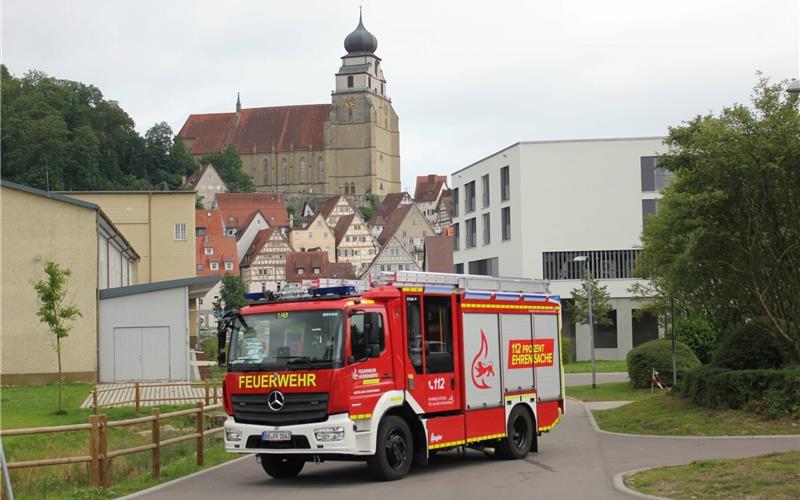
[236, 92, 241, 113]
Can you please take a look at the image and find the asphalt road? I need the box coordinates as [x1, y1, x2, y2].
[125, 399, 799, 500]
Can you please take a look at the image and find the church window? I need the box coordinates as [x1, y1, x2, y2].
[282, 159, 288, 184]
[318, 158, 324, 182]
[368, 76, 372, 88]
[381, 82, 384, 94]
[347, 75, 354, 88]
[263, 159, 269, 185]
[350, 182, 356, 194]
[299, 158, 306, 182]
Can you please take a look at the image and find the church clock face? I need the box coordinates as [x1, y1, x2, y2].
[344, 96, 357, 110]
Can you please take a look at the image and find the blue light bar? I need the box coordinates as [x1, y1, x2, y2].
[245, 292, 266, 301]
[312, 285, 357, 297]
[548, 295, 561, 304]
[523, 294, 548, 302]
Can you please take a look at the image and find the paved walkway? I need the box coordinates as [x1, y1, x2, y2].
[80, 382, 221, 409]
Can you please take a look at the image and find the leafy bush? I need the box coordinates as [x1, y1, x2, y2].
[626, 339, 701, 388]
[561, 337, 575, 364]
[712, 318, 794, 370]
[197, 336, 218, 363]
[678, 365, 800, 419]
[671, 317, 718, 364]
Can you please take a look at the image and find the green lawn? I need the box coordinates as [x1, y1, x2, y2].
[563, 360, 627, 374]
[592, 393, 800, 436]
[1, 383, 238, 499]
[567, 382, 656, 402]
[625, 451, 800, 499]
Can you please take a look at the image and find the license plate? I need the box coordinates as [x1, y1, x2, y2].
[262, 431, 291, 442]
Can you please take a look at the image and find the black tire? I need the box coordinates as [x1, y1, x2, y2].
[367, 415, 414, 481]
[259, 454, 305, 479]
[496, 405, 533, 460]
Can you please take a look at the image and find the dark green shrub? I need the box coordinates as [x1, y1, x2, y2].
[197, 336, 218, 363]
[627, 339, 701, 388]
[712, 318, 793, 370]
[672, 317, 718, 364]
[561, 337, 575, 364]
[678, 365, 800, 419]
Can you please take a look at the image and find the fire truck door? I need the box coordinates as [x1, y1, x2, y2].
[404, 294, 460, 413]
[347, 310, 394, 418]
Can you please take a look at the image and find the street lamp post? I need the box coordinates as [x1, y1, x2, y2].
[574, 255, 596, 389]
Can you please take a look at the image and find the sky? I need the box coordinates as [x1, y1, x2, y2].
[3, 0, 798, 192]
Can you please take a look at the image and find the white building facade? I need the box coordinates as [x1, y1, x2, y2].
[451, 137, 669, 361]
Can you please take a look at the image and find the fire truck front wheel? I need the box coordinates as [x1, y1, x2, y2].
[367, 416, 413, 481]
[496, 406, 534, 460]
[259, 454, 305, 479]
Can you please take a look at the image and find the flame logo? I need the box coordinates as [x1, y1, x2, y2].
[471, 330, 495, 389]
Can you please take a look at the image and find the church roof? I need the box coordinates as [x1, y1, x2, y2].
[179, 104, 331, 156]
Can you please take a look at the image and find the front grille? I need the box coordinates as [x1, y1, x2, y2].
[232, 392, 328, 426]
[246, 435, 311, 449]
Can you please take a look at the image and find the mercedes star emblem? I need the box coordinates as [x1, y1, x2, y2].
[267, 390, 285, 412]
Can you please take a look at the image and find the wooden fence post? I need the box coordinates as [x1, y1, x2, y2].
[92, 389, 98, 415]
[135, 383, 141, 414]
[98, 415, 109, 489]
[213, 383, 218, 404]
[204, 381, 210, 406]
[196, 402, 204, 467]
[89, 414, 100, 487]
[151, 408, 160, 479]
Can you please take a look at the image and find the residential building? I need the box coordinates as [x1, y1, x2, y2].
[1, 181, 139, 385]
[367, 192, 413, 238]
[177, 13, 400, 196]
[375, 202, 434, 269]
[63, 191, 196, 284]
[195, 209, 239, 329]
[433, 189, 454, 234]
[334, 212, 379, 276]
[317, 194, 359, 228]
[214, 192, 289, 233]
[413, 174, 449, 225]
[423, 234, 454, 272]
[290, 212, 336, 260]
[364, 236, 421, 277]
[451, 138, 669, 362]
[239, 228, 294, 293]
[284, 251, 356, 283]
[180, 163, 227, 209]
[234, 210, 270, 262]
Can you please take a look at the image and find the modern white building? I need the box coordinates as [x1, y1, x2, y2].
[451, 137, 670, 361]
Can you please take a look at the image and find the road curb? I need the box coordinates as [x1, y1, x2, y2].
[575, 398, 800, 440]
[118, 455, 250, 499]
[612, 468, 670, 500]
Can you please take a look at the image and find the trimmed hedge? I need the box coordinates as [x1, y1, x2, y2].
[677, 365, 800, 419]
[712, 318, 794, 370]
[627, 339, 701, 388]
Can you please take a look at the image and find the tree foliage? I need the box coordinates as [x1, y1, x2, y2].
[34, 261, 82, 414]
[215, 274, 247, 316]
[637, 77, 800, 362]
[200, 144, 254, 193]
[565, 272, 613, 327]
[1, 66, 196, 191]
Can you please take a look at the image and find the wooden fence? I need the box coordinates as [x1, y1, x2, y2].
[0, 403, 224, 489]
[89, 381, 222, 414]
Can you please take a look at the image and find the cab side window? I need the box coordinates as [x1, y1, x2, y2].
[406, 296, 424, 373]
[423, 296, 453, 373]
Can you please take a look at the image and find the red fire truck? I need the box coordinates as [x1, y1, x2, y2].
[219, 271, 564, 480]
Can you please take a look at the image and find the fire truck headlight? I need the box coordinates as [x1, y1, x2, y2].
[225, 429, 243, 442]
[314, 426, 345, 442]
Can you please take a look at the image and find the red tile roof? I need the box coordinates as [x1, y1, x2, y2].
[334, 213, 355, 246]
[368, 192, 411, 227]
[284, 251, 356, 282]
[178, 104, 331, 156]
[215, 192, 289, 229]
[424, 235, 454, 273]
[376, 204, 412, 246]
[195, 209, 239, 276]
[414, 175, 448, 203]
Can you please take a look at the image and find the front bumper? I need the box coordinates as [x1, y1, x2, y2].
[224, 413, 373, 456]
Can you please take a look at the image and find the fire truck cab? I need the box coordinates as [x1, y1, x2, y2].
[220, 271, 564, 481]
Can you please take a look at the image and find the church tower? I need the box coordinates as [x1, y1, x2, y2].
[326, 11, 401, 196]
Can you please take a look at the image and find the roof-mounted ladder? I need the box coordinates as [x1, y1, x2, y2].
[373, 270, 550, 295]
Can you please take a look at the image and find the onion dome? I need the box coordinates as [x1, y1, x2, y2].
[344, 10, 378, 54]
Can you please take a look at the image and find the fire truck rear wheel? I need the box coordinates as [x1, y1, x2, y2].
[259, 454, 305, 479]
[496, 406, 533, 460]
[367, 415, 413, 481]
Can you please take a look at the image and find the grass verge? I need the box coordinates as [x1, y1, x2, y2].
[1, 383, 237, 499]
[563, 360, 627, 374]
[625, 451, 800, 499]
[592, 393, 800, 436]
[567, 382, 655, 402]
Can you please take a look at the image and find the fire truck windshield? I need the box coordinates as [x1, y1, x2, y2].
[227, 310, 345, 371]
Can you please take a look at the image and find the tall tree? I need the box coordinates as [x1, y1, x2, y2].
[565, 271, 613, 328]
[637, 77, 800, 361]
[214, 274, 248, 317]
[34, 261, 82, 414]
